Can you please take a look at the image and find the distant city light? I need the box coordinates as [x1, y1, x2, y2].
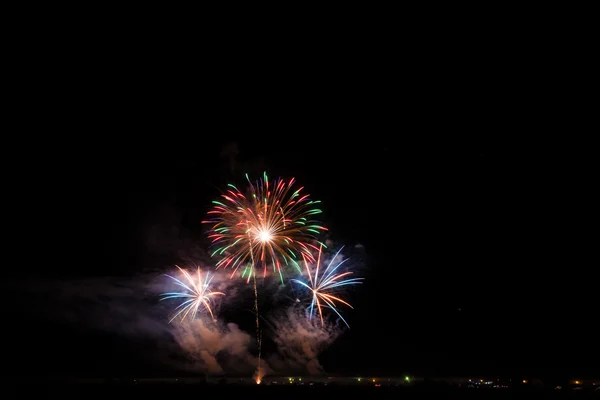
[575, 381, 580, 385]
[522, 380, 528, 384]
[405, 376, 410, 382]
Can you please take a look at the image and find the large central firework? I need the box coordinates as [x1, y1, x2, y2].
[202, 172, 329, 383]
[202, 172, 328, 283]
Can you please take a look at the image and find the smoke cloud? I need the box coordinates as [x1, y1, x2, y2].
[17, 270, 260, 375]
[170, 318, 259, 374]
[268, 307, 342, 375]
[13, 236, 363, 376]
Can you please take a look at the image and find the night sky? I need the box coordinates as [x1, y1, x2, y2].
[6, 46, 597, 381]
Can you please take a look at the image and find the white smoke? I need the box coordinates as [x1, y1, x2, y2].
[268, 307, 342, 375]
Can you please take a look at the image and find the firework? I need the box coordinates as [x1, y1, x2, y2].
[291, 245, 363, 328]
[202, 172, 328, 283]
[160, 266, 225, 322]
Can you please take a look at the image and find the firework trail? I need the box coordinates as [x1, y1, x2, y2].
[249, 242, 263, 382]
[202, 172, 327, 382]
[160, 266, 225, 322]
[202, 172, 328, 283]
[292, 245, 363, 328]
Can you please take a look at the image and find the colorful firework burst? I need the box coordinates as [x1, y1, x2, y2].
[202, 172, 328, 282]
[291, 245, 363, 328]
[160, 266, 225, 322]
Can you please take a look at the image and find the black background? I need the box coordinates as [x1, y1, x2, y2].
[5, 20, 596, 381]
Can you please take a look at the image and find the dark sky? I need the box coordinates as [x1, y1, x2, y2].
[6, 37, 597, 381]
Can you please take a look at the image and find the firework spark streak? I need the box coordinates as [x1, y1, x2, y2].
[292, 246, 363, 328]
[160, 266, 225, 322]
[202, 172, 328, 283]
